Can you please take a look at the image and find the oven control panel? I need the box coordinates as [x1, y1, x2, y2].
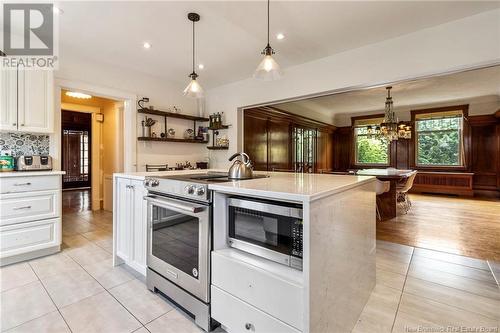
[144, 177, 210, 202]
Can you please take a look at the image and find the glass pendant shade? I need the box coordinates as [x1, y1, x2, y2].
[254, 54, 282, 80]
[183, 76, 204, 98]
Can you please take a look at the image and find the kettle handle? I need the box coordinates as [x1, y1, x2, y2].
[228, 152, 250, 164]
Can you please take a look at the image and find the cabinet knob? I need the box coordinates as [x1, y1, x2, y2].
[20, 124, 25, 126]
[12, 123, 16, 126]
[245, 323, 252, 330]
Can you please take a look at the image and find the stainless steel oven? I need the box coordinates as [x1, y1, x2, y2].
[146, 194, 211, 302]
[227, 197, 303, 270]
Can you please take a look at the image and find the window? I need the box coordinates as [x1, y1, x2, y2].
[414, 108, 465, 167]
[353, 117, 390, 165]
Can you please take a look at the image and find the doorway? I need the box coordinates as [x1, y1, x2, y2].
[62, 110, 92, 189]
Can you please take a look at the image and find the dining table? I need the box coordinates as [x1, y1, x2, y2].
[356, 168, 416, 221]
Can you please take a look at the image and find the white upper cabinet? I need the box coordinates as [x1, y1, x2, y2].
[0, 67, 54, 134]
[17, 69, 54, 133]
[0, 70, 18, 131]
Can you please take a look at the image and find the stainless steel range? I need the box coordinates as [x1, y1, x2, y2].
[143, 172, 266, 331]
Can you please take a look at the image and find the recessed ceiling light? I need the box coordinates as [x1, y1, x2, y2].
[198, 64, 204, 70]
[143, 42, 152, 49]
[53, 6, 63, 15]
[276, 33, 285, 40]
[66, 91, 92, 99]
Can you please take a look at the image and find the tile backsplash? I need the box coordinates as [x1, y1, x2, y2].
[0, 132, 50, 156]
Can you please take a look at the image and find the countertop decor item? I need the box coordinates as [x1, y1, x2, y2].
[168, 128, 176, 138]
[0, 155, 14, 172]
[254, 0, 282, 80]
[183, 13, 204, 98]
[228, 152, 254, 179]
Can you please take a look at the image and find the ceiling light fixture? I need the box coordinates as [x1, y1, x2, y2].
[254, 0, 282, 80]
[66, 91, 92, 99]
[276, 33, 285, 40]
[183, 12, 204, 99]
[143, 42, 152, 49]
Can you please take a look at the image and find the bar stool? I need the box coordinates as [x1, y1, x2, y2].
[375, 179, 391, 221]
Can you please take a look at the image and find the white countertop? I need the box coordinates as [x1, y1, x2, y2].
[0, 170, 66, 178]
[114, 169, 375, 202]
[208, 172, 375, 202]
[113, 169, 227, 180]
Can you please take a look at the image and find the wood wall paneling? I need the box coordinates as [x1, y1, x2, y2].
[243, 111, 268, 171]
[243, 108, 335, 172]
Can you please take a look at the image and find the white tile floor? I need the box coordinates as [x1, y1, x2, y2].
[1, 210, 499, 332]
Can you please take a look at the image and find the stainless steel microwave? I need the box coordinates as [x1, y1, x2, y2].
[227, 197, 303, 270]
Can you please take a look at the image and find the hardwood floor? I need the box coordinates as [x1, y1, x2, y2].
[377, 194, 500, 261]
[62, 189, 91, 214]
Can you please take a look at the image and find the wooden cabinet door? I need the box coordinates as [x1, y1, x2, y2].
[268, 119, 291, 171]
[18, 69, 54, 133]
[130, 179, 147, 274]
[115, 177, 131, 262]
[0, 69, 18, 131]
[244, 112, 269, 171]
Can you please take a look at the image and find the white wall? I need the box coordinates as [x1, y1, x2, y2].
[55, 48, 208, 171]
[205, 9, 500, 168]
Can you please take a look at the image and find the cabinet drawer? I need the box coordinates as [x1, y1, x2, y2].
[212, 251, 303, 330]
[0, 190, 59, 226]
[212, 286, 300, 333]
[0, 218, 60, 259]
[0, 176, 60, 194]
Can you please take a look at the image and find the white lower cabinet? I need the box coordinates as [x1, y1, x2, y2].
[1, 190, 59, 226]
[211, 250, 303, 332]
[212, 286, 300, 333]
[114, 177, 147, 275]
[0, 174, 62, 266]
[0, 218, 60, 259]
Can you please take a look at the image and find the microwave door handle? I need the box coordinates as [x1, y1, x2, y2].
[228, 198, 302, 219]
[144, 195, 206, 214]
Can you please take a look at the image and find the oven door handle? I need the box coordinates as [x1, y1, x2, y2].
[144, 195, 207, 214]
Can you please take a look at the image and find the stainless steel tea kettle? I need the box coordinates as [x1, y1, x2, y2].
[228, 152, 253, 179]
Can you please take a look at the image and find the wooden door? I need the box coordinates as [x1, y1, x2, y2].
[61, 111, 92, 189]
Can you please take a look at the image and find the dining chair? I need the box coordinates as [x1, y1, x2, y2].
[396, 171, 418, 213]
[375, 179, 391, 221]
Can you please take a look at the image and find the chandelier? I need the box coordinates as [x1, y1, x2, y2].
[366, 87, 411, 141]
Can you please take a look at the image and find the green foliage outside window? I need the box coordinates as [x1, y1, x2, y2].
[355, 127, 389, 164]
[416, 117, 462, 166]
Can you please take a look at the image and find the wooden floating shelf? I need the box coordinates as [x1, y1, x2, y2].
[207, 146, 229, 150]
[138, 137, 208, 144]
[138, 108, 209, 122]
[208, 125, 229, 130]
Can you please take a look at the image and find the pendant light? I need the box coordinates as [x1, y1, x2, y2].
[254, 0, 282, 80]
[183, 12, 204, 98]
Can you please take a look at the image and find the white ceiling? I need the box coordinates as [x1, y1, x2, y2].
[55, 1, 500, 88]
[273, 65, 500, 119]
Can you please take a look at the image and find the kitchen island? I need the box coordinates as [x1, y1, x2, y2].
[113, 170, 376, 332]
[209, 172, 376, 333]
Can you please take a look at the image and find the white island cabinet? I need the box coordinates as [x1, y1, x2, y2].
[113, 175, 148, 275]
[0, 171, 64, 266]
[208, 173, 376, 333]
